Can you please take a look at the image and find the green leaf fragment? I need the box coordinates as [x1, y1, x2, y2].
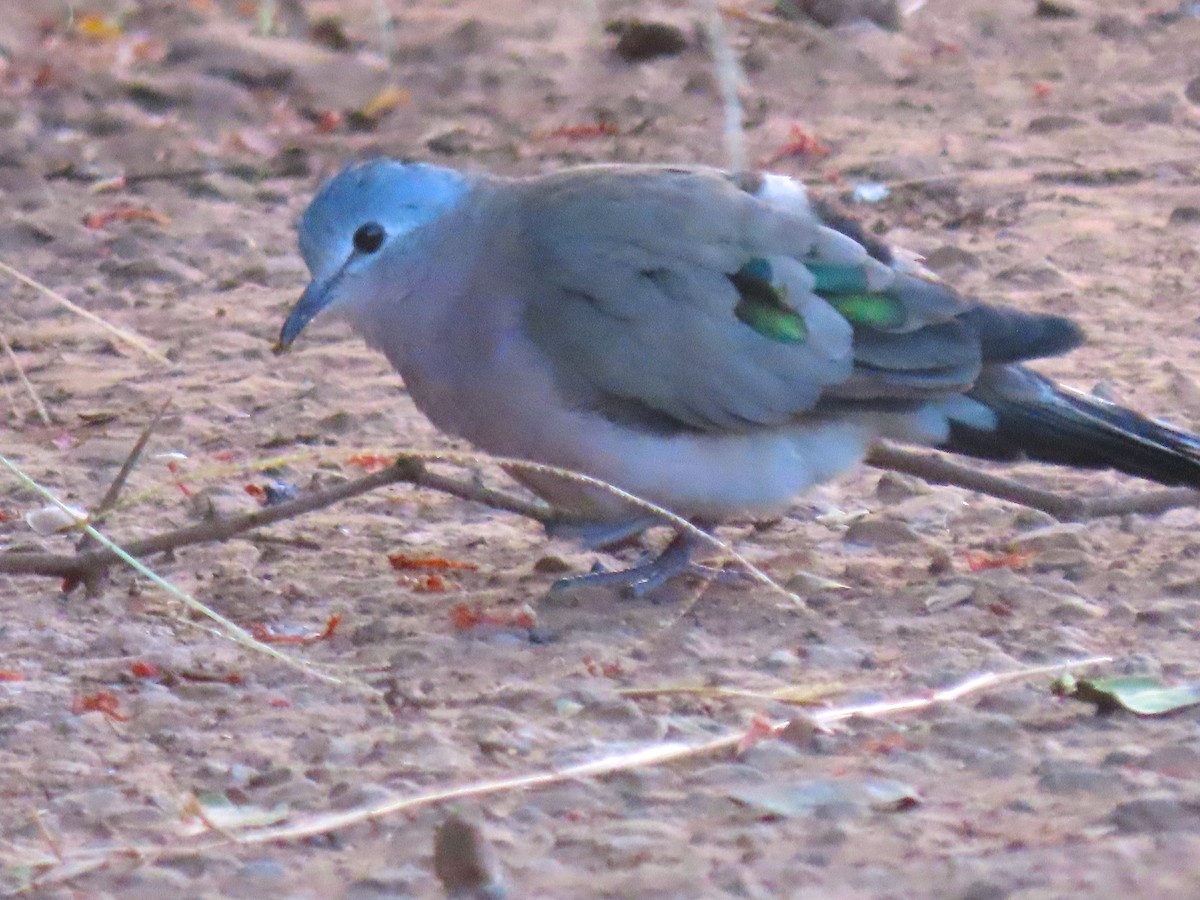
[826, 292, 907, 330]
[1052, 674, 1200, 717]
[730, 258, 807, 344]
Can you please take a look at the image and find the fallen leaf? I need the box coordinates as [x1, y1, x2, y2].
[1053, 674, 1200, 717]
[74, 14, 122, 41]
[357, 85, 412, 122]
[730, 777, 920, 818]
[26, 503, 88, 535]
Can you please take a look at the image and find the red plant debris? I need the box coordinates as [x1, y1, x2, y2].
[388, 553, 478, 571]
[81, 204, 171, 229]
[862, 732, 909, 755]
[177, 669, 244, 685]
[533, 122, 620, 140]
[964, 549, 1036, 572]
[582, 655, 625, 679]
[165, 460, 194, 497]
[1032, 81, 1052, 100]
[130, 660, 161, 679]
[314, 110, 343, 133]
[72, 691, 129, 721]
[402, 573, 454, 592]
[0, 670, 24, 682]
[346, 453, 394, 472]
[735, 713, 777, 756]
[762, 124, 831, 167]
[451, 603, 537, 631]
[988, 601, 1015, 618]
[126, 662, 246, 685]
[248, 613, 342, 645]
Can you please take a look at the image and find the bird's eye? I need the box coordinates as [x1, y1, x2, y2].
[352, 222, 385, 254]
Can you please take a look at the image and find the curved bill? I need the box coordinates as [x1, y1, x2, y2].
[274, 277, 335, 354]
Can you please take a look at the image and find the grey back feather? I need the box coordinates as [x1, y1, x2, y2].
[510, 164, 1076, 434]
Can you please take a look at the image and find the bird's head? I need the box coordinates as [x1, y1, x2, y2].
[275, 159, 469, 352]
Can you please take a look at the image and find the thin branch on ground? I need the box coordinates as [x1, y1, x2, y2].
[11, 654, 1110, 891]
[866, 444, 1200, 521]
[72, 400, 174, 595]
[5, 441, 1199, 587]
[1, 449, 805, 605]
[0, 455, 559, 580]
[91, 400, 174, 525]
[0, 452, 358, 688]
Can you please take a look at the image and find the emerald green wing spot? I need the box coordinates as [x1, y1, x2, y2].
[826, 292, 907, 330]
[729, 259, 807, 345]
[739, 257, 773, 282]
[806, 263, 869, 294]
[736, 299, 808, 344]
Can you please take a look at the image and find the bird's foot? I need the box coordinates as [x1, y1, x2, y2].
[549, 531, 742, 599]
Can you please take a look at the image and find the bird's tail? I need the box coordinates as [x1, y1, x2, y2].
[942, 365, 1200, 489]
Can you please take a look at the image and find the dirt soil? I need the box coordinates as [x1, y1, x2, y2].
[5, 0, 1200, 897]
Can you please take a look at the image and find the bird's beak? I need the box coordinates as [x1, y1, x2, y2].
[274, 276, 335, 354]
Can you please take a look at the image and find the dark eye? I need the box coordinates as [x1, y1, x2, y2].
[352, 222, 385, 254]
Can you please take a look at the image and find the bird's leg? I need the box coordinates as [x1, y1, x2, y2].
[550, 526, 738, 599]
[544, 516, 659, 551]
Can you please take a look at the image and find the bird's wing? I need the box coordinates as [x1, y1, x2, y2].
[515, 165, 1074, 434]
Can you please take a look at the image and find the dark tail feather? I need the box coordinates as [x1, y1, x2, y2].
[943, 365, 1200, 489]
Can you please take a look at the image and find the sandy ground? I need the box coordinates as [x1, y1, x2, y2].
[4, 0, 1200, 896]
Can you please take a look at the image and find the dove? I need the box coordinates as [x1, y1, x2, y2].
[276, 159, 1200, 594]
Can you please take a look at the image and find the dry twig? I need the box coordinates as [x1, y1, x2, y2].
[12, 654, 1110, 891]
[5, 443, 1199, 587]
[866, 444, 1200, 521]
[0, 456, 559, 581]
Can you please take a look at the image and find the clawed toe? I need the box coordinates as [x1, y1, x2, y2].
[548, 531, 741, 598]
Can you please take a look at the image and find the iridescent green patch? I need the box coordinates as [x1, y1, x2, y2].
[826, 292, 907, 330]
[805, 263, 869, 294]
[730, 258, 807, 344]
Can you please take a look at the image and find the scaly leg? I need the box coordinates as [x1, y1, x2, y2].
[544, 516, 659, 551]
[550, 528, 737, 598]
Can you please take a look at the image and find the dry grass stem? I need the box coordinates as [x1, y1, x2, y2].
[0, 258, 171, 365]
[0, 330, 51, 425]
[13, 655, 1110, 891]
[0, 452, 354, 688]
